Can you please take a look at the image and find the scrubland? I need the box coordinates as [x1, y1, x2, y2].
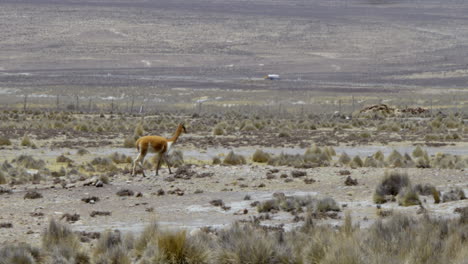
[0, 108, 467, 264]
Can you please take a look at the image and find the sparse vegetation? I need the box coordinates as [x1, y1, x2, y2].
[2, 213, 466, 263]
[223, 151, 246, 165]
[374, 171, 410, 204]
[252, 149, 271, 163]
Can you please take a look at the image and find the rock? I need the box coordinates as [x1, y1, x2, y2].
[90, 211, 111, 217]
[304, 178, 316, 184]
[0, 223, 13, 228]
[344, 176, 358, 186]
[24, 191, 42, 199]
[61, 213, 80, 223]
[291, 170, 307, 178]
[210, 199, 224, 207]
[116, 189, 134, 197]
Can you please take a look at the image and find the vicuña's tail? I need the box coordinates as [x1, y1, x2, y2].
[135, 138, 141, 151]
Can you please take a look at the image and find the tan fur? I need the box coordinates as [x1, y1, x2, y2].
[132, 123, 186, 177]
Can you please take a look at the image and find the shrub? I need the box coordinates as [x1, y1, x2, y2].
[213, 125, 225, 136]
[94, 231, 131, 264]
[387, 150, 403, 164]
[442, 188, 466, 202]
[398, 187, 420, 206]
[252, 149, 270, 163]
[13, 155, 45, 169]
[373, 150, 385, 162]
[351, 156, 363, 167]
[42, 219, 83, 261]
[223, 151, 246, 165]
[257, 199, 279, 213]
[56, 155, 73, 163]
[364, 156, 379, 167]
[305, 144, 322, 155]
[412, 146, 424, 158]
[123, 136, 136, 148]
[135, 222, 159, 257]
[268, 153, 304, 167]
[0, 171, 7, 185]
[374, 171, 411, 204]
[338, 152, 351, 165]
[167, 150, 184, 168]
[0, 136, 11, 146]
[0, 244, 42, 264]
[77, 148, 90, 156]
[155, 231, 208, 264]
[278, 130, 291, 138]
[109, 152, 131, 164]
[134, 123, 144, 137]
[21, 134, 33, 147]
[212, 157, 221, 165]
[216, 223, 277, 264]
[316, 197, 341, 212]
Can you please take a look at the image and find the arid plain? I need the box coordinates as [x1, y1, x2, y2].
[0, 0, 467, 263]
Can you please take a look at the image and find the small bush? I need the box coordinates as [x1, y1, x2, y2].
[109, 152, 131, 164]
[252, 149, 271, 163]
[0, 244, 42, 264]
[155, 230, 208, 264]
[56, 154, 73, 163]
[374, 171, 410, 204]
[257, 199, 279, 213]
[398, 187, 420, 206]
[373, 150, 385, 162]
[13, 155, 45, 169]
[213, 125, 225, 136]
[223, 151, 246, 165]
[21, 134, 33, 147]
[442, 188, 466, 202]
[94, 231, 131, 264]
[77, 148, 90, 156]
[167, 150, 184, 167]
[412, 146, 424, 158]
[351, 156, 363, 167]
[0, 136, 11, 146]
[338, 152, 351, 165]
[212, 157, 221, 165]
[42, 219, 82, 259]
[123, 136, 136, 148]
[0, 171, 7, 185]
[278, 130, 291, 138]
[316, 197, 341, 212]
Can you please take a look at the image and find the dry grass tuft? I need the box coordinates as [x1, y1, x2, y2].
[398, 187, 421, 206]
[223, 151, 246, 165]
[442, 188, 466, 202]
[252, 149, 271, 163]
[374, 171, 410, 204]
[0, 136, 11, 146]
[13, 155, 45, 169]
[0, 243, 42, 264]
[0, 171, 7, 185]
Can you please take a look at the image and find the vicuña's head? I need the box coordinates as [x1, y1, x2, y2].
[179, 123, 187, 133]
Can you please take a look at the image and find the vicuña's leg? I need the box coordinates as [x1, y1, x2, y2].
[163, 154, 172, 174]
[155, 153, 163, 176]
[132, 153, 146, 177]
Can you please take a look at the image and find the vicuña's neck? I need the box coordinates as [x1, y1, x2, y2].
[168, 125, 183, 143]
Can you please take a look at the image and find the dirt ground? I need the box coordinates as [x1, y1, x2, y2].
[1, 157, 467, 246]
